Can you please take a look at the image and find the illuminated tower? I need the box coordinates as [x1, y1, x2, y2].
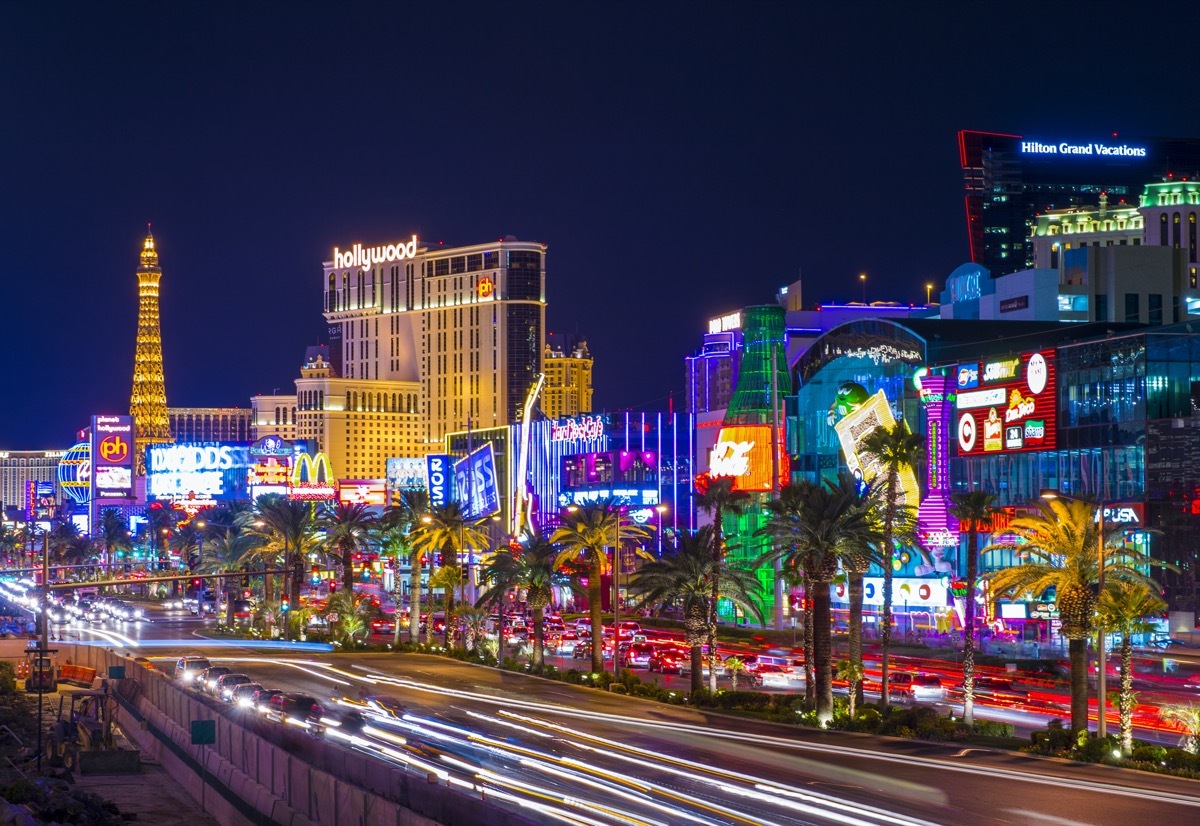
[129, 229, 173, 475]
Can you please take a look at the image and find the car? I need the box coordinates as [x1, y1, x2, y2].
[648, 646, 688, 673]
[232, 600, 255, 619]
[622, 642, 655, 669]
[309, 704, 367, 738]
[201, 666, 232, 694]
[217, 673, 254, 701]
[552, 632, 580, 655]
[267, 692, 323, 725]
[251, 687, 284, 713]
[230, 682, 264, 708]
[370, 618, 395, 636]
[361, 694, 407, 718]
[890, 673, 945, 703]
[175, 656, 212, 684]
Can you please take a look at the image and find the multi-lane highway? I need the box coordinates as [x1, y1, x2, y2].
[10, 591, 1200, 825]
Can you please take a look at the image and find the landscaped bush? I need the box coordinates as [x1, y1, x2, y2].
[710, 691, 774, 711]
[971, 719, 1015, 738]
[1163, 747, 1200, 771]
[1131, 745, 1167, 763]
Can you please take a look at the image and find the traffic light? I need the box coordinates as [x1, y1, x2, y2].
[280, 598, 290, 613]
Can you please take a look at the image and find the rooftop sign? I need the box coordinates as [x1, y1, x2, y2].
[1020, 140, 1147, 159]
[333, 236, 418, 269]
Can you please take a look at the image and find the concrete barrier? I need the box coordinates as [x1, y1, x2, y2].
[52, 644, 539, 826]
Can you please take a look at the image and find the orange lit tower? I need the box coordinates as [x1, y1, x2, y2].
[129, 229, 173, 474]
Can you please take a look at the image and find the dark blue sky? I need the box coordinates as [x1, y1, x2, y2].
[3, 2, 1198, 446]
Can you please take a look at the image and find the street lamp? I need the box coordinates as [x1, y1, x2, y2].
[926, 283, 934, 305]
[859, 272, 867, 304]
[1041, 489, 1107, 739]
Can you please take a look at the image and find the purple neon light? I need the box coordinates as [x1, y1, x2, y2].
[916, 374, 959, 550]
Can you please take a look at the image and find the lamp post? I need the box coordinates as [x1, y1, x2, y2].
[613, 512, 622, 681]
[859, 272, 867, 303]
[1042, 489, 1107, 739]
[926, 283, 934, 305]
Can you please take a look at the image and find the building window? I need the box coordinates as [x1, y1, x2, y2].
[1125, 293, 1140, 323]
[1096, 294, 1108, 321]
[1191, 213, 1197, 263]
[1161, 214, 1169, 246]
[1174, 212, 1182, 248]
[1149, 293, 1163, 325]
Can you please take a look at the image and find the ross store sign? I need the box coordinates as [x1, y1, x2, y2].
[550, 415, 606, 443]
[332, 236, 418, 269]
[958, 351, 1056, 456]
[426, 454, 452, 507]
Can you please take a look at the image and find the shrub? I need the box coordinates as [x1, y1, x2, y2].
[1163, 748, 1200, 771]
[711, 691, 773, 711]
[1131, 745, 1168, 764]
[0, 660, 16, 694]
[609, 683, 628, 694]
[972, 720, 1015, 738]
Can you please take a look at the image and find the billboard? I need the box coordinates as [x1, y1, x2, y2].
[91, 415, 133, 497]
[956, 350, 1056, 455]
[247, 436, 296, 499]
[146, 443, 252, 505]
[454, 443, 501, 520]
[338, 480, 387, 506]
[386, 457, 426, 491]
[708, 424, 788, 492]
[25, 481, 55, 521]
[426, 454, 453, 507]
[57, 441, 91, 505]
[831, 388, 920, 507]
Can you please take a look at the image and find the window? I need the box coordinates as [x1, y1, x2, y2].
[1125, 293, 1140, 323]
[1161, 214, 1169, 246]
[1174, 213, 1182, 248]
[1149, 293, 1163, 325]
[1096, 294, 1108, 321]
[1191, 213, 1197, 263]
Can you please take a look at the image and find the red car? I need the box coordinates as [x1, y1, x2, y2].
[370, 618, 395, 635]
[648, 646, 688, 673]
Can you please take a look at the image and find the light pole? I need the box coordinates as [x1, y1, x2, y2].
[613, 512, 622, 681]
[926, 282, 934, 305]
[859, 272, 867, 304]
[1042, 489, 1107, 739]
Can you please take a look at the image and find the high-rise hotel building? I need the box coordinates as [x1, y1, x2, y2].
[322, 234, 546, 454]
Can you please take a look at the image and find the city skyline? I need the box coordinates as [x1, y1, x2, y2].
[5, 3, 1200, 446]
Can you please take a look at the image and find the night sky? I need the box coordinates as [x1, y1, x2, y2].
[3, 2, 1199, 447]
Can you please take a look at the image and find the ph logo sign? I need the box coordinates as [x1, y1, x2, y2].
[98, 434, 129, 464]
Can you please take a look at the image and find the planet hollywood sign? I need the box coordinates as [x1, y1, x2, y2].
[550, 415, 606, 443]
[332, 235, 419, 269]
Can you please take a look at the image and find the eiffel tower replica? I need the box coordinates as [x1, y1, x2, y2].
[129, 228, 173, 475]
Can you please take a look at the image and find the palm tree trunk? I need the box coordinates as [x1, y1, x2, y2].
[262, 562, 274, 632]
[963, 528, 979, 726]
[1120, 634, 1133, 754]
[392, 555, 405, 647]
[710, 505, 723, 695]
[804, 594, 814, 706]
[1069, 637, 1088, 734]
[690, 645, 703, 694]
[813, 579, 834, 724]
[880, 473, 897, 709]
[343, 545, 356, 597]
[290, 549, 302, 609]
[589, 561, 603, 673]
[532, 605, 545, 670]
[444, 588, 455, 647]
[409, 554, 422, 642]
[849, 569, 864, 708]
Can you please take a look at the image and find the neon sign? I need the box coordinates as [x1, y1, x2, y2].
[709, 440, 754, 477]
[916, 374, 959, 554]
[708, 425, 786, 492]
[426, 454, 452, 507]
[958, 351, 1057, 456]
[708, 312, 741, 334]
[332, 235, 418, 269]
[1020, 140, 1147, 158]
[550, 415, 606, 443]
[289, 452, 337, 501]
[477, 276, 495, 299]
[983, 358, 1020, 382]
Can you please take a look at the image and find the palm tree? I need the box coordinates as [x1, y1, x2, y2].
[144, 504, 177, 566]
[199, 529, 260, 626]
[628, 526, 763, 693]
[428, 564, 460, 646]
[550, 502, 649, 674]
[457, 606, 490, 653]
[1160, 703, 1200, 754]
[759, 474, 877, 724]
[985, 498, 1167, 735]
[325, 588, 378, 646]
[379, 488, 428, 646]
[408, 502, 492, 645]
[62, 536, 98, 575]
[318, 502, 379, 596]
[725, 656, 747, 690]
[695, 476, 751, 692]
[949, 490, 999, 726]
[1098, 581, 1166, 754]
[836, 659, 865, 719]
[96, 508, 131, 579]
[859, 419, 924, 708]
[0, 527, 19, 570]
[477, 532, 560, 670]
[48, 522, 79, 568]
[252, 495, 317, 610]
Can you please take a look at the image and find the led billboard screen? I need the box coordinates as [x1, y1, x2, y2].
[454, 443, 501, 520]
[956, 350, 1056, 455]
[146, 443, 252, 504]
[91, 415, 133, 497]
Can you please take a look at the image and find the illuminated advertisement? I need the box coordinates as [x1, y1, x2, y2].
[834, 577, 948, 608]
[57, 441, 92, 505]
[288, 452, 338, 501]
[146, 442, 252, 505]
[956, 350, 1056, 455]
[708, 425, 788, 492]
[25, 481, 55, 521]
[91, 415, 133, 497]
[386, 457, 427, 491]
[426, 454, 452, 507]
[550, 415, 608, 444]
[915, 374, 960, 559]
[454, 443, 501, 520]
[248, 436, 295, 498]
[830, 387, 920, 507]
[338, 480, 386, 506]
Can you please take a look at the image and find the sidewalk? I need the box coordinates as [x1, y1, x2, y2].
[72, 762, 218, 826]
